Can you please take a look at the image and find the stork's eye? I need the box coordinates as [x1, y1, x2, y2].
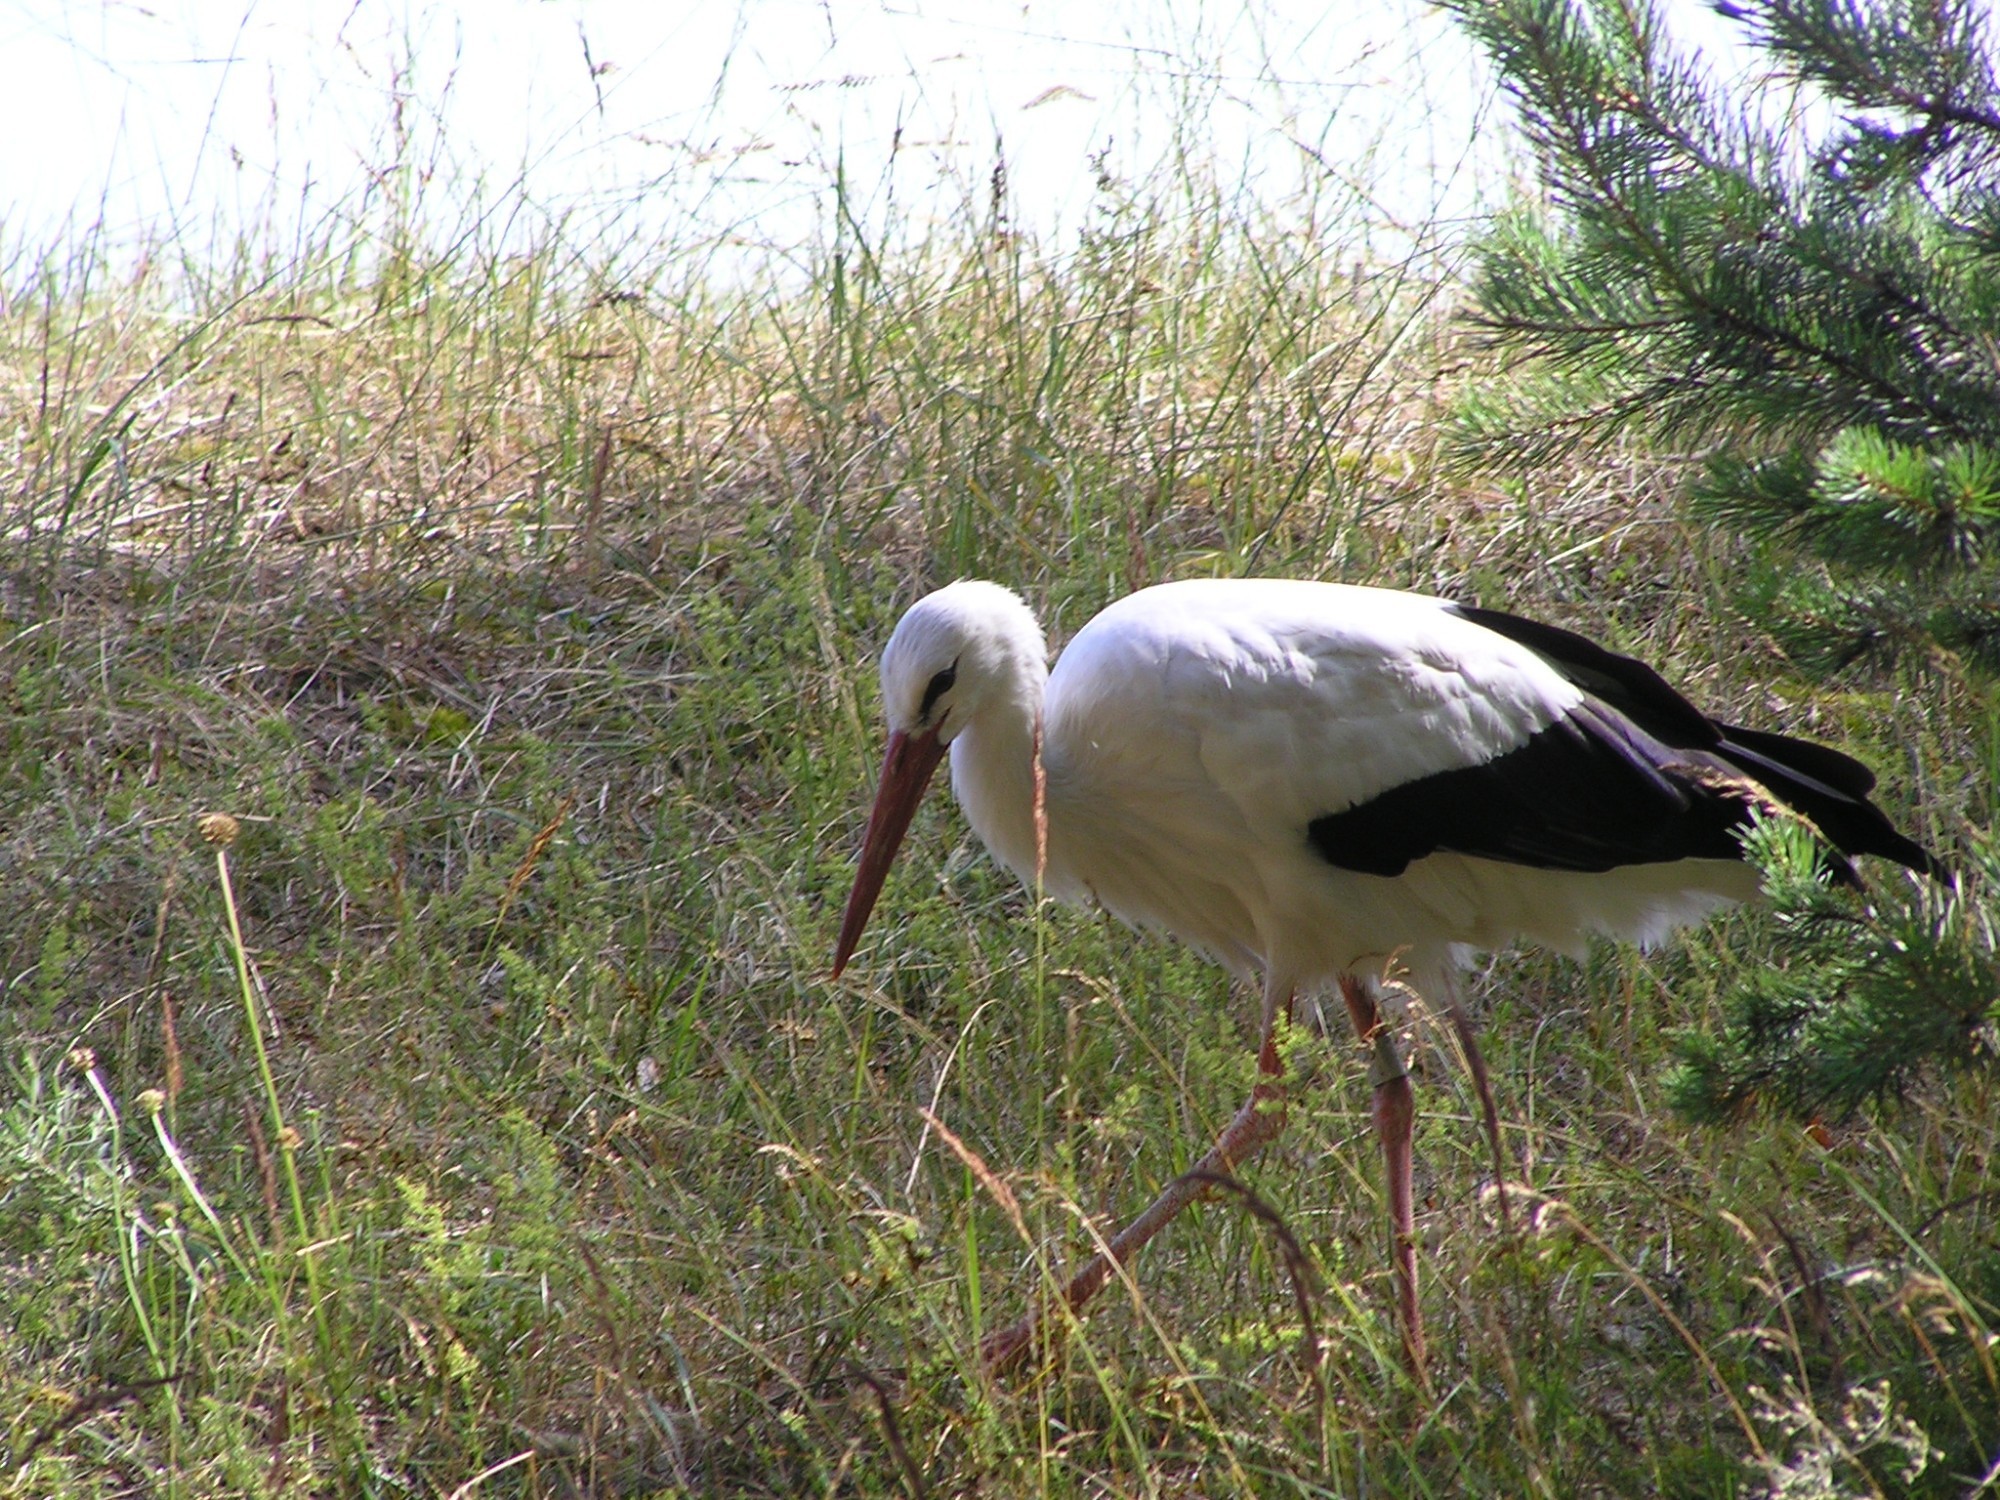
[919, 662, 958, 720]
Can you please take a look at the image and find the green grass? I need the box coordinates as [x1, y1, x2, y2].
[1, 141, 1995, 1498]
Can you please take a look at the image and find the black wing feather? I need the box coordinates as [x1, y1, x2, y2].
[1309, 701, 1750, 877]
[1451, 604, 1719, 746]
[1306, 603, 1943, 883]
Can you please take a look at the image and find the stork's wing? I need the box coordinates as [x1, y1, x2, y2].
[1295, 601, 1762, 877]
[1052, 580, 1572, 823]
[1057, 580, 1642, 871]
[1306, 697, 1758, 876]
[1053, 580, 1937, 886]
[1456, 604, 1944, 880]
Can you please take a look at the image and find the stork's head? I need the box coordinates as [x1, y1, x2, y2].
[833, 581, 1045, 977]
[878, 580, 1045, 744]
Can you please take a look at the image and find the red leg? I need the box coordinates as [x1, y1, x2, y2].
[981, 982, 1295, 1371]
[1338, 975, 1427, 1383]
[1441, 995, 1512, 1234]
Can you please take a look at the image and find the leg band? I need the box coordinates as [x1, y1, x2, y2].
[1367, 1030, 1408, 1089]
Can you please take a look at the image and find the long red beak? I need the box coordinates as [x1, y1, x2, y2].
[832, 726, 949, 978]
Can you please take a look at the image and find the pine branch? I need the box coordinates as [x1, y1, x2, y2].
[1667, 817, 1998, 1124]
[1448, 0, 2000, 460]
[1732, 0, 2000, 146]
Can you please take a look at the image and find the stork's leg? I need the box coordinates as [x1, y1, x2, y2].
[1337, 974, 1427, 1381]
[1440, 994, 1512, 1234]
[980, 979, 1295, 1371]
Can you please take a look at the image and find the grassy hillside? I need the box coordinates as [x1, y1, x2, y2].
[2, 175, 1993, 1497]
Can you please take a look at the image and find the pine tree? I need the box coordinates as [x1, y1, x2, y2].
[1450, 0, 2000, 671]
[1446, 0, 1999, 1118]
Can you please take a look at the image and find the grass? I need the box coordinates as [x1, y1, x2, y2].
[1, 118, 1996, 1499]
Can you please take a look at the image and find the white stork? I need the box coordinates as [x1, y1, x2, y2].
[832, 578, 1938, 1373]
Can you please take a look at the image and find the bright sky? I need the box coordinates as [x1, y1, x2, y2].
[2, 0, 1507, 273]
[3, 0, 1776, 283]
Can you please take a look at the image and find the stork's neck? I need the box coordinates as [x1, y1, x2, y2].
[948, 659, 1047, 890]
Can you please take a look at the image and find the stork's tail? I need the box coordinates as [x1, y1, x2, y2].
[1715, 724, 1947, 883]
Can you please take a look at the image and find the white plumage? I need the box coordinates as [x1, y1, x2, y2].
[835, 576, 1934, 1372]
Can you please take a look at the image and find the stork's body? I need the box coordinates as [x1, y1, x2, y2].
[835, 578, 1936, 1373]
